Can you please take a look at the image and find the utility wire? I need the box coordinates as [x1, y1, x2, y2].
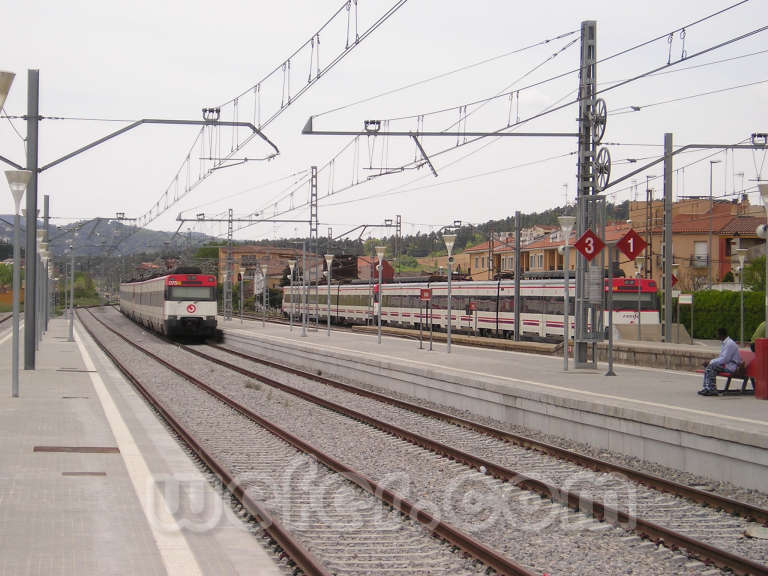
[314, 29, 579, 118]
[377, 0, 753, 125]
[611, 77, 768, 115]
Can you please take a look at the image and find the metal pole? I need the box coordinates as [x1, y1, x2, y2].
[63, 263, 68, 316]
[263, 272, 267, 328]
[44, 259, 49, 332]
[289, 274, 294, 332]
[327, 265, 331, 336]
[663, 133, 673, 341]
[11, 211, 21, 396]
[447, 259, 452, 354]
[606, 245, 616, 376]
[514, 210, 521, 341]
[740, 271, 744, 346]
[419, 302, 423, 349]
[68, 249, 74, 342]
[637, 280, 641, 341]
[377, 259, 383, 344]
[691, 293, 695, 344]
[677, 297, 680, 343]
[563, 242, 569, 370]
[429, 302, 433, 351]
[708, 160, 720, 289]
[302, 241, 307, 337]
[35, 255, 40, 350]
[239, 278, 243, 324]
[25, 70, 39, 370]
[43, 194, 49, 332]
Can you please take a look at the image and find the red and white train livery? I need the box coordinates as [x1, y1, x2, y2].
[282, 277, 659, 340]
[119, 269, 217, 338]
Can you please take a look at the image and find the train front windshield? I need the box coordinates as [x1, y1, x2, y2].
[168, 286, 215, 301]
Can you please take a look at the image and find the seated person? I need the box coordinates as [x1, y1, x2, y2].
[699, 327, 740, 396]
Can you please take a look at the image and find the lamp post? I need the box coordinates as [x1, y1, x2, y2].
[708, 160, 721, 289]
[557, 216, 575, 371]
[5, 169, 31, 397]
[68, 244, 75, 342]
[636, 256, 645, 341]
[672, 263, 680, 343]
[288, 259, 296, 332]
[375, 246, 386, 344]
[261, 263, 268, 327]
[443, 234, 456, 354]
[301, 240, 307, 337]
[35, 230, 45, 348]
[760, 184, 768, 333]
[325, 254, 334, 336]
[735, 247, 747, 346]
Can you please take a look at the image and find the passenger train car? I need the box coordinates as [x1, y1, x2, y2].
[119, 268, 218, 338]
[282, 277, 659, 340]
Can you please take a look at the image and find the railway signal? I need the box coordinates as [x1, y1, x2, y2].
[574, 229, 604, 262]
[616, 228, 647, 261]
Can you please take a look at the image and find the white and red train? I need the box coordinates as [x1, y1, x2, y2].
[282, 277, 659, 340]
[119, 268, 218, 338]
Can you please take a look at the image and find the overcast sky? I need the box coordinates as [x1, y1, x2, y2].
[1, 0, 766, 245]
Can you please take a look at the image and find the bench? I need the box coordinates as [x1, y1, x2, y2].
[695, 349, 756, 395]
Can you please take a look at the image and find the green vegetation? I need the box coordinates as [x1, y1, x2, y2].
[743, 255, 765, 292]
[678, 289, 764, 340]
[56, 271, 100, 309]
[0, 264, 12, 286]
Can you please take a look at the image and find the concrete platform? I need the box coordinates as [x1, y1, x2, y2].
[223, 316, 768, 491]
[0, 317, 283, 576]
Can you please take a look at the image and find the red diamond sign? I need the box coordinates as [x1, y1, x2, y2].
[574, 228, 604, 262]
[616, 228, 647, 261]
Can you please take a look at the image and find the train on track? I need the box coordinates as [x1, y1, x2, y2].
[282, 276, 659, 340]
[119, 267, 218, 338]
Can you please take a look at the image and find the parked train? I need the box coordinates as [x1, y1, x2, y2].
[282, 277, 659, 340]
[119, 267, 218, 338]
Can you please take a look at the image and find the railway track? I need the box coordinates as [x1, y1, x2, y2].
[85, 307, 768, 575]
[200, 330, 768, 575]
[79, 308, 534, 576]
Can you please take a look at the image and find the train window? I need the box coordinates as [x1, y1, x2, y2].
[168, 286, 215, 301]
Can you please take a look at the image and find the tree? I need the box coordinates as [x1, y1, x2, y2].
[743, 255, 765, 292]
[0, 264, 12, 287]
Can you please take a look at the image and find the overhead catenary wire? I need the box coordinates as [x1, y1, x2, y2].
[610, 77, 768, 115]
[185, 2, 759, 239]
[313, 28, 579, 119]
[368, 0, 753, 126]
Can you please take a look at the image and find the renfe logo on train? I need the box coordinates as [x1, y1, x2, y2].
[186, 304, 197, 313]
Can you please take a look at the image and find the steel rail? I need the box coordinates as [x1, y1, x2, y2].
[213, 336, 768, 525]
[76, 311, 332, 576]
[84, 309, 535, 576]
[195, 340, 768, 576]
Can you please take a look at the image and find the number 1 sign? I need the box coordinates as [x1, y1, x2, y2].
[616, 229, 647, 261]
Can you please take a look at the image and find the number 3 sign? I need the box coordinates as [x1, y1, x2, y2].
[574, 229, 605, 262]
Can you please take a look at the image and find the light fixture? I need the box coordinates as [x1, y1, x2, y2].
[558, 215, 576, 238]
[0, 71, 14, 111]
[5, 170, 32, 212]
[443, 234, 456, 256]
[375, 246, 386, 262]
